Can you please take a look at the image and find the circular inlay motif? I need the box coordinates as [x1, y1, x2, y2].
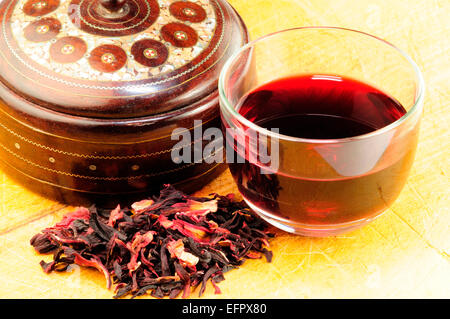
[88, 44, 127, 73]
[131, 39, 169, 67]
[36, 24, 50, 34]
[101, 53, 116, 64]
[34, 1, 47, 8]
[174, 31, 187, 41]
[144, 48, 157, 59]
[24, 17, 61, 42]
[50, 36, 87, 63]
[61, 44, 75, 55]
[68, 0, 160, 37]
[23, 0, 59, 17]
[161, 22, 198, 48]
[169, 1, 207, 23]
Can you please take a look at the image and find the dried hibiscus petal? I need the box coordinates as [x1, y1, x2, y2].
[30, 185, 274, 299]
[167, 239, 199, 267]
[131, 199, 155, 214]
[107, 205, 123, 227]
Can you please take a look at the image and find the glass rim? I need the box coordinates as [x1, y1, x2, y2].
[218, 26, 425, 144]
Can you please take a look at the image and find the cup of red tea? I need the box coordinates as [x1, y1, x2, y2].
[219, 27, 424, 236]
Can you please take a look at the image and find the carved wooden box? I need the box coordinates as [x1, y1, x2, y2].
[0, 0, 248, 205]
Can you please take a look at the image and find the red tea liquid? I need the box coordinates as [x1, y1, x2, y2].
[228, 75, 417, 226]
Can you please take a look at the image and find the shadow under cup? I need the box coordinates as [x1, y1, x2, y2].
[219, 27, 424, 237]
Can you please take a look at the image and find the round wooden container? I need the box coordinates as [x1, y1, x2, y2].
[0, 0, 249, 206]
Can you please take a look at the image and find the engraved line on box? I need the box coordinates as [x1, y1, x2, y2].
[0, 105, 217, 144]
[85, 0, 142, 25]
[0, 157, 221, 194]
[78, 0, 150, 32]
[0, 121, 204, 159]
[86, 2, 140, 25]
[0, 141, 222, 180]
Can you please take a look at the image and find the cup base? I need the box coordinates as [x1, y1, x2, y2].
[244, 199, 384, 237]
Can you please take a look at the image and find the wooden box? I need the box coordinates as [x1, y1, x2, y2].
[0, 0, 248, 205]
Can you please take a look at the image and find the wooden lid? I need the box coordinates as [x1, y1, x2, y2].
[0, 0, 248, 118]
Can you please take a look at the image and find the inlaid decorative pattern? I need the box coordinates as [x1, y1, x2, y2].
[23, 0, 60, 17]
[131, 38, 169, 67]
[24, 17, 61, 42]
[160, 22, 198, 47]
[0, 114, 221, 181]
[49, 36, 87, 63]
[88, 44, 128, 72]
[68, 0, 160, 37]
[169, 1, 207, 23]
[8, 0, 219, 81]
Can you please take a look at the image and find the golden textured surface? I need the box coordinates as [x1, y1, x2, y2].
[0, 0, 449, 298]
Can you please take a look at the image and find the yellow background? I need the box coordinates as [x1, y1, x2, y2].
[0, 0, 449, 298]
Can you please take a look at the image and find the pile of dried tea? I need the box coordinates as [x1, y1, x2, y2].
[30, 185, 274, 298]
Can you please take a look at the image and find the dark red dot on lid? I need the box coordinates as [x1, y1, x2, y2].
[88, 45, 127, 73]
[23, 0, 60, 17]
[160, 22, 198, 48]
[50, 36, 87, 64]
[169, 1, 207, 23]
[131, 39, 169, 67]
[24, 17, 61, 42]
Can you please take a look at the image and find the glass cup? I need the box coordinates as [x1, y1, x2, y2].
[219, 27, 424, 237]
